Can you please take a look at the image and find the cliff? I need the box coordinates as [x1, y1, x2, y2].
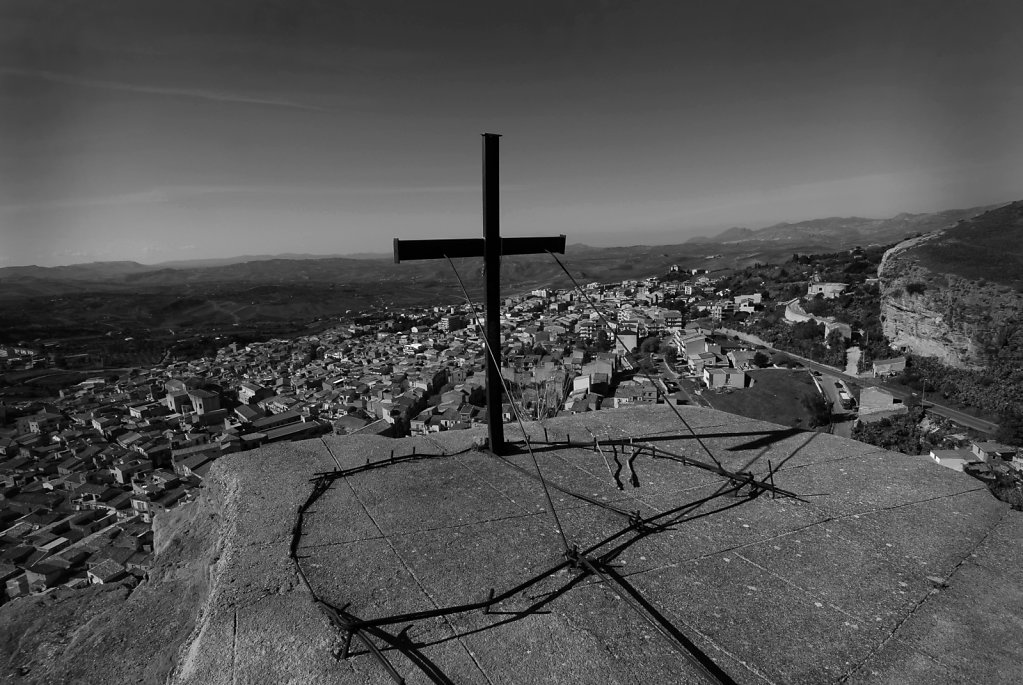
[0, 459, 237, 683]
[879, 202, 1023, 369]
[4, 407, 1022, 684]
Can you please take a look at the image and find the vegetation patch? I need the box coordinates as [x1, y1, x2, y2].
[912, 201, 1023, 288]
[699, 368, 823, 429]
[904, 282, 926, 295]
[899, 355, 1023, 433]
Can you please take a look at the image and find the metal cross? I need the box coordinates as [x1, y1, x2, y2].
[394, 133, 566, 454]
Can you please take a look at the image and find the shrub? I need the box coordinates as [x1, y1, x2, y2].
[801, 393, 832, 428]
[905, 282, 927, 295]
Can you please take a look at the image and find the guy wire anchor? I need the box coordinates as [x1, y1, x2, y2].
[564, 544, 586, 570]
[629, 510, 657, 533]
[729, 471, 757, 497]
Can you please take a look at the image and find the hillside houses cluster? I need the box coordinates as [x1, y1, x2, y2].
[1, 269, 771, 603]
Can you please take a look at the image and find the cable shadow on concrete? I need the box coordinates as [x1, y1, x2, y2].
[291, 440, 801, 685]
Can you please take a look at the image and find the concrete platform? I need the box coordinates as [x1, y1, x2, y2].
[168, 406, 1022, 685]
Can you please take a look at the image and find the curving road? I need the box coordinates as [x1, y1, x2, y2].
[720, 330, 999, 435]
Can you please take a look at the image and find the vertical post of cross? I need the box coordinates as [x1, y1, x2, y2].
[482, 133, 505, 453]
[392, 135, 566, 456]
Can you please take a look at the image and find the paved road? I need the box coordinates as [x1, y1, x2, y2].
[844, 345, 861, 375]
[659, 360, 713, 409]
[721, 330, 999, 435]
[817, 373, 856, 438]
[818, 373, 851, 415]
[911, 397, 1000, 435]
[798, 355, 996, 434]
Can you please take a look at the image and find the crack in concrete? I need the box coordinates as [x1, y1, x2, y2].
[666, 608, 780, 685]
[452, 454, 532, 511]
[454, 452, 614, 517]
[768, 447, 891, 473]
[320, 437, 343, 470]
[731, 552, 867, 623]
[835, 507, 1010, 684]
[618, 487, 996, 590]
[297, 508, 549, 552]
[789, 485, 990, 538]
[231, 607, 238, 685]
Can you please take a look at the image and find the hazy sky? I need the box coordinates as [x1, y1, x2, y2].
[2, 0, 1021, 267]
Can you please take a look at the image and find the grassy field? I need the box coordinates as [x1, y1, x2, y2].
[0, 369, 92, 402]
[698, 368, 822, 429]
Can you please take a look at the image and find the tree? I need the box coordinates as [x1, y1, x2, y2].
[851, 408, 925, 454]
[662, 346, 678, 365]
[803, 295, 828, 315]
[753, 351, 771, 368]
[905, 282, 927, 296]
[996, 411, 1023, 447]
[467, 386, 487, 407]
[800, 393, 832, 428]
[793, 320, 824, 341]
[825, 329, 846, 352]
[639, 336, 660, 354]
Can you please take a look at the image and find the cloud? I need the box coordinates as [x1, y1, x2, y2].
[0, 66, 331, 112]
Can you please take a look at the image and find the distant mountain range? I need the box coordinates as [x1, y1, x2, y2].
[686, 205, 1000, 247]
[2, 203, 1004, 285]
[0, 202, 1008, 340]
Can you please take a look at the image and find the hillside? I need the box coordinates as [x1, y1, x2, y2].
[691, 205, 996, 248]
[0, 244, 789, 340]
[909, 201, 1023, 288]
[879, 202, 1023, 369]
[0, 202, 1007, 344]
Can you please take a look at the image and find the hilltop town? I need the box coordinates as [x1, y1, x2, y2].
[3, 244, 1021, 605]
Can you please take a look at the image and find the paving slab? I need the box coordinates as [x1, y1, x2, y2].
[827, 489, 1005, 575]
[629, 554, 889, 684]
[644, 487, 832, 562]
[295, 478, 384, 547]
[733, 521, 936, 641]
[844, 635, 969, 685]
[778, 450, 989, 518]
[453, 449, 588, 515]
[877, 526, 1023, 685]
[347, 457, 528, 535]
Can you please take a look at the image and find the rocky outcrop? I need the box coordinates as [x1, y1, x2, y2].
[879, 215, 1023, 369]
[0, 463, 235, 684]
[4, 410, 1023, 684]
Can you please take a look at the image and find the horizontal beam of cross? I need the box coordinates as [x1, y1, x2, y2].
[393, 235, 566, 263]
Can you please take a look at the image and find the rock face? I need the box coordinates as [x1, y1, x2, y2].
[879, 203, 1023, 369]
[0, 462, 233, 684]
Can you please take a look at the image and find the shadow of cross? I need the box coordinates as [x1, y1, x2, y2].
[393, 133, 566, 455]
